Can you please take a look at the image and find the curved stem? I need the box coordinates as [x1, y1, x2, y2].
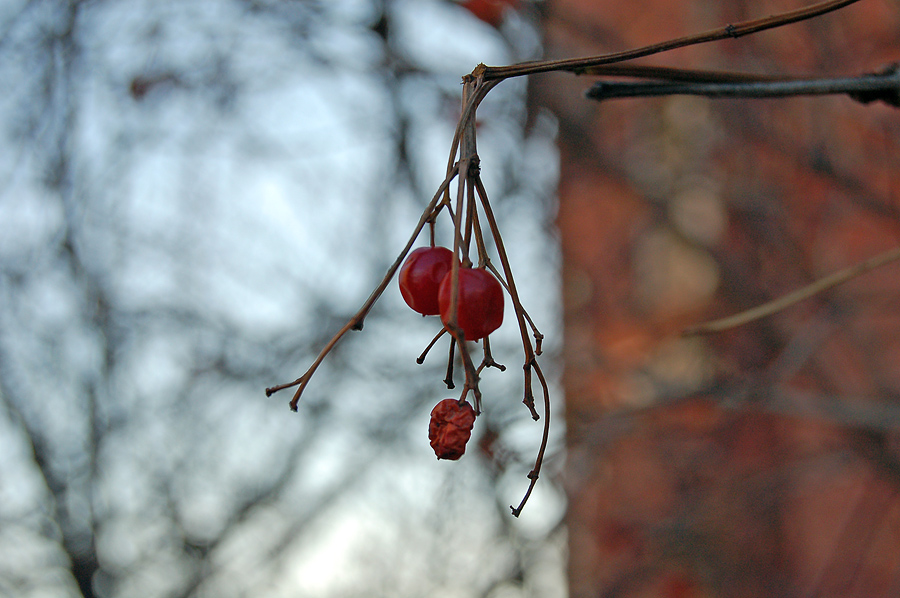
[416, 328, 448, 365]
[510, 359, 552, 517]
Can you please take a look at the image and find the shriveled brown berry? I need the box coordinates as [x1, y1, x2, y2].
[428, 398, 476, 460]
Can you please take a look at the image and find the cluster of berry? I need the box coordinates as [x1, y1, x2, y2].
[398, 246, 504, 460]
[268, 74, 549, 516]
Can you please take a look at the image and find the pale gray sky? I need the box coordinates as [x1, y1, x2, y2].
[0, 1, 563, 596]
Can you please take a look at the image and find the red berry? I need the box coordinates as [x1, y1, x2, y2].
[460, 0, 519, 27]
[429, 398, 476, 460]
[438, 267, 504, 341]
[399, 246, 456, 316]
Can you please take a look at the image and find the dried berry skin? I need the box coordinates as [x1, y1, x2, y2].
[438, 267, 504, 341]
[399, 246, 456, 316]
[429, 398, 476, 460]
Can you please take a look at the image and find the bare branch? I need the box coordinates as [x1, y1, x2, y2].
[266, 163, 460, 409]
[685, 245, 900, 335]
[585, 64, 900, 106]
[480, 0, 863, 80]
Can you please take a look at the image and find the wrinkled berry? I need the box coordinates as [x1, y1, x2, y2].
[429, 398, 476, 460]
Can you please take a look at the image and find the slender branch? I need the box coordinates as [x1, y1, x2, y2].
[470, 201, 545, 355]
[480, 0, 863, 80]
[464, 170, 477, 262]
[485, 261, 544, 356]
[571, 63, 793, 83]
[265, 164, 459, 408]
[473, 174, 540, 420]
[472, 176, 534, 363]
[585, 65, 900, 105]
[444, 74, 499, 194]
[445, 77, 484, 415]
[684, 245, 900, 335]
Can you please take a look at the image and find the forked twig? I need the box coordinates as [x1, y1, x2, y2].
[265, 163, 459, 409]
[477, 336, 506, 374]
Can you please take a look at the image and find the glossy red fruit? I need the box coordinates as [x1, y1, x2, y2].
[438, 267, 504, 341]
[429, 398, 476, 460]
[399, 246, 456, 316]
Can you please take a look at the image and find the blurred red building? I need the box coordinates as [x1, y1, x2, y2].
[533, 1, 900, 596]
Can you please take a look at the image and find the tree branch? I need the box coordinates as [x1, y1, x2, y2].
[585, 64, 900, 106]
[480, 0, 863, 80]
[684, 245, 900, 335]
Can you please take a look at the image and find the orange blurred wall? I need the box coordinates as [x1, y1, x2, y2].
[532, 1, 900, 595]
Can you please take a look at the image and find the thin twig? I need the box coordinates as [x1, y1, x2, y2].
[479, 0, 862, 80]
[416, 328, 447, 365]
[585, 66, 900, 105]
[510, 359, 552, 517]
[445, 77, 484, 415]
[684, 245, 900, 335]
[577, 61, 900, 102]
[444, 75, 499, 200]
[444, 339, 456, 390]
[265, 163, 459, 408]
[485, 260, 544, 356]
[469, 187, 490, 267]
[470, 205, 545, 356]
[571, 63, 793, 83]
[473, 174, 540, 420]
[464, 165, 477, 261]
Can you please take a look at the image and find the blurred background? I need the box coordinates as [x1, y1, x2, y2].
[6, 0, 900, 597]
[538, 1, 900, 596]
[0, 1, 565, 597]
